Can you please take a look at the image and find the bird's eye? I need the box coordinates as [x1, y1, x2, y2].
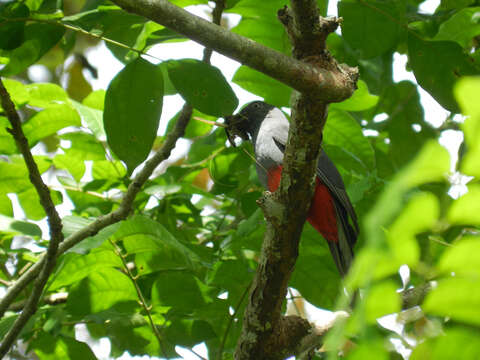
[253, 103, 260, 108]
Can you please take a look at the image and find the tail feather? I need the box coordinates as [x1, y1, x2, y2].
[328, 202, 355, 276]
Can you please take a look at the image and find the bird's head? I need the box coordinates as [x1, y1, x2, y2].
[224, 101, 275, 147]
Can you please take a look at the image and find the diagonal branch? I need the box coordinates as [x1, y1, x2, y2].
[0, 78, 65, 357]
[111, 0, 357, 103]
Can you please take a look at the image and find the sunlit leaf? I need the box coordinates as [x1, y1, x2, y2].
[424, 277, 480, 326]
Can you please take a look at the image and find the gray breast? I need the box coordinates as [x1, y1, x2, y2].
[251, 108, 289, 188]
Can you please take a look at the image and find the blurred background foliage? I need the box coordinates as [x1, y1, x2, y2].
[0, 0, 480, 359]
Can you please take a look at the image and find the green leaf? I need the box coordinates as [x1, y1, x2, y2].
[387, 192, 438, 266]
[188, 128, 225, 163]
[448, 185, 480, 225]
[1, 78, 29, 108]
[0, 2, 29, 50]
[440, 0, 476, 10]
[346, 340, 389, 360]
[50, 244, 122, 290]
[437, 236, 480, 277]
[381, 81, 436, 168]
[67, 267, 137, 316]
[208, 259, 252, 300]
[364, 281, 401, 323]
[338, 0, 404, 59]
[290, 225, 341, 309]
[411, 327, 480, 360]
[0, 214, 42, 237]
[152, 272, 211, 311]
[0, 116, 17, 154]
[167, 59, 238, 117]
[331, 80, 378, 111]
[165, 319, 216, 348]
[63, 6, 147, 62]
[362, 141, 449, 264]
[24, 83, 69, 108]
[23, 104, 81, 147]
[104, 57, 164, 173]
[17, 187, 62, 220]
[114, 216, 201, 273]
[228, 0, 290, 53]
[424, 277, 480, 326]
[71, 100, 105, 139]
[0, 23, 64, 76]
[32, 332, 96, 360]
[83, 90, 106, 110]
[232, 66, 291, 108]
[435, 7, 480, 48]
[166, 108, 214, 139]
[455, 77, 480, 177]
[323, 108, 375, 170]
[408, 35, 478, 113]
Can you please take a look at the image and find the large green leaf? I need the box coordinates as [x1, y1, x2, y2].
[0, 2, 29, 50]
[408, 35, 478, 113]
[411, 327, 480, 360]
[49, 244, 122, 290]
[435, 7, 480, 48]
[381, 81, 436, 168]
[386, 192, 438, 266]
[233, 66, 291, 108]
[331, 80, 378, 112]
[113, 216, 201, 273]
[104, 57, 164, 173]
[63, 5, 147, 62]
[424, 277, 480, 326]
[448, 185, 480, 225]
[338, 0, 405, 59]
[67, 267, 137, 316]
[437, 236, 480, 277]
[228, 0, 290, 53]
[167, 59, 238, 117]
[364, 281, 401, 323]
[24, 83, 69, 108]
[290, 225, 341, 309]
[0, 23, 64, 76]
[23, 104, 81, 147]
[323, 108, 375, 170]
[151, 272, 211, 312]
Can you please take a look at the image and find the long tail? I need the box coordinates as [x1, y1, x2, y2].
[307, 179, 356, 276]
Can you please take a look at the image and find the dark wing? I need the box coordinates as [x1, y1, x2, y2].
[316, 149, 359, 234]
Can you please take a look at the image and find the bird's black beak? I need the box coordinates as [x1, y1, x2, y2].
[224, 113, 249, 147]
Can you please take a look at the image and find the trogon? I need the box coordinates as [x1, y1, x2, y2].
[225, 101, 358, 276]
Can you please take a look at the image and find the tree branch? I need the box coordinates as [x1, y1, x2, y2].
[0, 78, 65, 357]
[0, 105, 192, 320]
[111, 0, 358, 103]
[233, 2, 357, 358]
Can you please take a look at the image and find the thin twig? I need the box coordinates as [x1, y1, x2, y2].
[192, 116, 227, 128]
[0, 78, 64, 357]
[109, 239, 168, 358]
[3, 17, 163, 63]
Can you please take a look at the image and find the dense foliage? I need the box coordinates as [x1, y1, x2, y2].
[1, 0, 480, 359]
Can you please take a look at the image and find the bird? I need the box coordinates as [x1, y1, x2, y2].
[225, 101, 358, 276]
